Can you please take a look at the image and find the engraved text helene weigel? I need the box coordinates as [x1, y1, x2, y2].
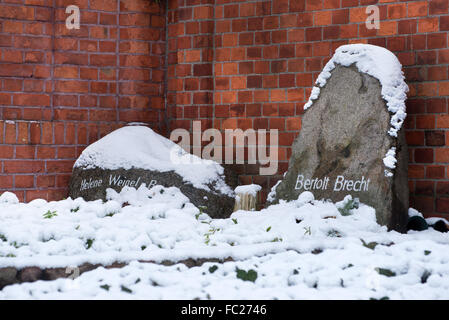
[79, 174, 157, 191]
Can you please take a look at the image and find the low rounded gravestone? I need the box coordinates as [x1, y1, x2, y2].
[269, 44, 409, 232]
[68, 125, 236, 219]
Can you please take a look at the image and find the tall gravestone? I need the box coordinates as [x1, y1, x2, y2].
[270, 44, 409, 232]
[68, 125, 236, 219]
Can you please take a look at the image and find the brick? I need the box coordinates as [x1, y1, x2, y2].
[429, 0, 448, 15]
[15, 175, 34, 188]
[287, 88, 304, 101]
[240, 3, 255, 17]
[279, 74, 295, 88]
[427, 99, 447, 113]
[440, 81, 449, 95]
[55, 81, 88, 93]
[314, 11, 332, 26]
[436, 198, 449, 213]
[0, 175, 13, 188]
[426, 131, 445, 146]
[415, 148, 434, 163]
[340, 24, 358, 38]
[298, 12, 313, 27]
[46, 160, 74, 173]
[437, 182, 449, 194]
[427, 33, 447, 49]
[418, 18, 439, 33]
[0, 146, 14, 159]
[286, 117, 301, 130]
[388, 3, 406, 19]
[289, 0, 305, 12]
[306, 0, 322, 11]
[221, 63, 238, 76]
[271, 30, 287, 44]
[332, 9, 349, 24]
[4, 161, 44, 173]
[238, 91, 253, 103]
[440, 50, 449, 64]
[254, 61, 270, 73]
[427, 166, 445, 179]
[406, 131, 425, 145]
[0, 64, 33, 78]
[224, 4, 239, 18]
[324, 26, 340, 40]
[417, 51, 437, 65]
[409, 165, 425, 178]
[37, 175, 55, 188]
[3, 21, 23, 33]
[272, 0, 288, 14]
[306, 27, 322, 41]
[288, 29, 305, 42]
[280, 14, 297, 28]
[435, 148, 449, 163]
[90, 0, 117, 11]
[408, 1, 428, 17]
[14, 36, 51, 50]
[349, 7, 366, 23]
[398, 19, 417, 34]
[415, 181, 434, 196]
[428, 66, 448, 81]
[324, 0, 340, 9]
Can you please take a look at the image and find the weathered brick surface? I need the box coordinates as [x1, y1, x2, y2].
[166, 0, 449, 217]
[2, 0, 449, 218]
[0, 0, 166, 201]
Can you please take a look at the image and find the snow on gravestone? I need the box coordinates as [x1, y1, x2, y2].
[68, 125, 236, 218]
[269, 44, 409, 232]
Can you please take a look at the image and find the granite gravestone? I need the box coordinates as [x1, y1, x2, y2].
[68, 126, 236, 219]
[270, 45, 409, 232]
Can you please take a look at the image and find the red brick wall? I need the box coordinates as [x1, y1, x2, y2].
[2, 0, 449, 219]
[167, 0, 449, 218]
[0, 0, 166, 201]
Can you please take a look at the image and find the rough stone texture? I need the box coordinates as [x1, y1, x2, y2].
[69, 167, 236, 219]
[272, 65, 409, 232]
[42, 268, 71, 281]
[18, 266, 42, 283]
[0, 258, 234, 289]
[0, 267, 18, 289]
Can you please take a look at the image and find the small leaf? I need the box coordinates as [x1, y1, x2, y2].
[375, 268, 396, 277]
[266, 226, 271, 232]
[100, 284, 110, 291]
[361, 239, 378, 250]
[85, 238, 94, 249]
[209, 265, 218, 273]
[236, 268, 258, 282]
[120, 285, 132, 293]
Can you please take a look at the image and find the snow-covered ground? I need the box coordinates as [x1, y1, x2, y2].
[0, 185, 448, 299]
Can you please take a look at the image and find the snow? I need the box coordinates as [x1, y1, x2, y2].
[234, 184, 262, 197]
[267, 180, 281, 203]
[304, 44, 408, 138]
[1, 186, 449, 299]
[383, 147, 397, 177]
[383, 148, 397, 170]
[303, 44, 409, 175]
[408, 208, 424, 218]
[0, 192, 19, 204]
[74, 125, 233, 196]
